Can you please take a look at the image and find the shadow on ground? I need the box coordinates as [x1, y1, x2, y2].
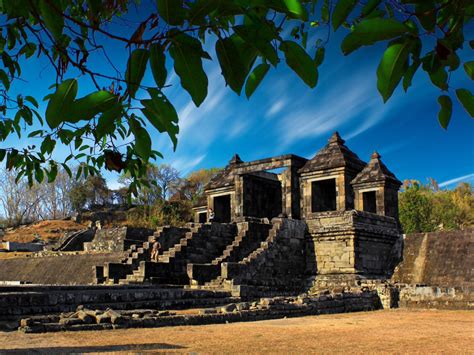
[2, 342, 186, 353]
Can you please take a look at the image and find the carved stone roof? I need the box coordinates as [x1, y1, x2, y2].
[205, 154, 242, 190]
[299, 132, 366, 173]
[351, 151, 401, 186]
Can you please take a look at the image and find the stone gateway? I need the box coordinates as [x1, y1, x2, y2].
[96, 132, 403, 294]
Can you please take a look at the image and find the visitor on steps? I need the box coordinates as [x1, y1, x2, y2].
[208, 208, 215, 223]
[150, 239, 161, 262]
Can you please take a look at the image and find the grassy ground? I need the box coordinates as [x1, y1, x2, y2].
[0, 309, 472, 353]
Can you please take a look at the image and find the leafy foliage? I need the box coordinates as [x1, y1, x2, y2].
[399, 180, 474, 234]
[0, 0, 471, 194]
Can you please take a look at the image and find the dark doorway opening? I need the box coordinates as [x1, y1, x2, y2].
[214, 195, 231, 222]
[242, 172, 282, 219]
[311, 179, 337, 212]
[362, 191, 377, 213]
[198, 212, 207, 223]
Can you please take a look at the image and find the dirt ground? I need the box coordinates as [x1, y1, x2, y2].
[1, 220, 87, 244]
[0, 309, 472, 354]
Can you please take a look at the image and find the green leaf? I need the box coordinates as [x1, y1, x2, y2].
[40, 135, 56, 155]
[361, 0, 381, 17]
[216, 35, 257, 95]
[125, 49, 149, 98]
[456, 89, 474, 118]
[20, 43, 37, 58]
[35, 166, 44, 184]
[130, 119, 152, 160]
[245, 63, 270, 98]
[415, 2, 436, 32]
[233, 24, 279, 66]
[45, 79, 78, 129]
[0, 149, 5, 162]
[47, 163, 58, 183]
[332, 0, 357, 31]
[156, 0, 186, 25]
[150, 44, 167, 88]
[282, 0, 308, 20]
[170, 33, 208, 106]
[68, 91, 117, 123]
[321, 0, 329, 23]
[279, 41, 318, 88]
[96, 104, 122, 140]
[314, 47, 325, 66]
[403, 59, 420, 92]
[377, 41, 411, 102]
[463, 61, 474, 80]
[341, 18, 409, 55]
[25, 95, 39, 108]
[0, 69, 9, 90]
[141, 89, 179, 149]
[437, 95, 452, 129]
[38, 0, 64, 41]
[428, 66, 448, 90]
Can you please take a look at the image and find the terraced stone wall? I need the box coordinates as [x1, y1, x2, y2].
[392, 229, 473, 287]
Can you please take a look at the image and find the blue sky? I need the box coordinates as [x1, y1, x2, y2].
[2, 3, 473, 191]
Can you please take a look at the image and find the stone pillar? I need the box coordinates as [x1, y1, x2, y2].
[233, 175, 244, 220]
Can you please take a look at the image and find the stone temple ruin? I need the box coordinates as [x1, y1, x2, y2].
[94, 132, 403, 296]
[1, 132, 471, 332]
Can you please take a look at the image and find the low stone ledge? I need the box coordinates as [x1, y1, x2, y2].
[398, 285, 474, 310]
[18, 291, 381, 333]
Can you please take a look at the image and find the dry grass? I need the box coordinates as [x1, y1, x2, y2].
[0, 309, 472, 353]
[1, 219, 87, 243]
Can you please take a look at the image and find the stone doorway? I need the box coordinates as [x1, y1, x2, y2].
[311, 178, 337, 212]
[362, 191, 377, 213]
[198, 212, 207, 223]
[214, 195, 231, 222]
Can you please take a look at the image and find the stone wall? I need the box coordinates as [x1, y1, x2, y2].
[0, 253, 125, 285]
[392, 229, 473, 287]
[84, 227, 154, 252]
[0, 285, 236, 320]
[398, 285, 473, 310]
[307, 210, 402, 278]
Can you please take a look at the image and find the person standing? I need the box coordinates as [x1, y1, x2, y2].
[208, 208, 215, 223]
[150, 239, 161, 262]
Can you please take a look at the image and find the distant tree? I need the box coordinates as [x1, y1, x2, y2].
[0, 1, 471, 189]
[0, 168, 43, 226]
[155, 164, 180, 200]
[173, 168, 222, 203]
[40, 168, 75, 219]
[119, 164, 163, 204]
[399, 181, 436, 233]
[399, 179, 474, 233]
[68, 173, 110, 211]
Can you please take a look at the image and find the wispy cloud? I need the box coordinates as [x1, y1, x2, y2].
[170, 154, 207, 176]
[266, 98, 287, 118]
[276, 69, 381, 149]
[438, 173, 474, 188]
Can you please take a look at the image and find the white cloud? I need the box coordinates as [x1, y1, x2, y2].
[170, 154, 207, 176]
[276, 70, 379, 149]
[266, 99, 287, 118]
[438, 173, 474, 188]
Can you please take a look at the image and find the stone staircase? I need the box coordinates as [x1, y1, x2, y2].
[94, 226, 189, 284]
[187, 221, 272, 285]
[96, 223, 238, 285]
[199, 218, 308, 297]
[134, 223, 238, 285]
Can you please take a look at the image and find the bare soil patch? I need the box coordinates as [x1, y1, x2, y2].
[0, 309, 472, 353]
[1, 220, 87, 244]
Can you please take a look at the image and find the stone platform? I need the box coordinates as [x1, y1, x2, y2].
[0, 284, 238, 322]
